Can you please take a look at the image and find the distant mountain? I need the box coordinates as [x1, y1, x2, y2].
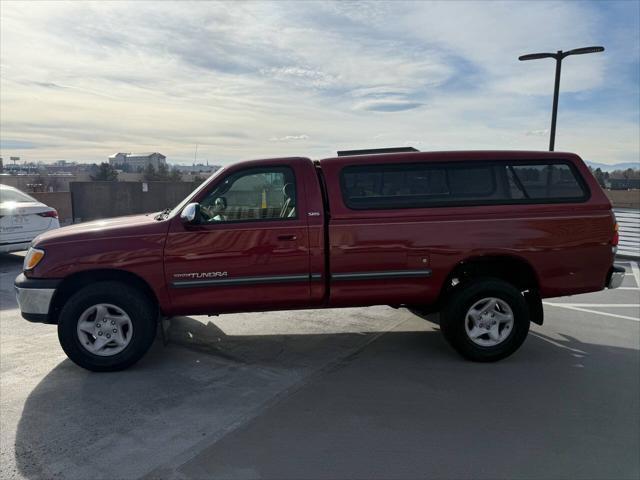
[585, 161, 640, 172]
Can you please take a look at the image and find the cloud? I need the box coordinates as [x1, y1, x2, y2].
[354, 100, 423, 112]
[0, 140, 40, 150]
[526, 129, 550, 137]
[261, 67, 338, 89]
[0, 1, 637, 165]
[269, 135, 310, 142]
[28, 81, 66, 89]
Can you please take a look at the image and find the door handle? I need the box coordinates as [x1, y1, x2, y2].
[277, 234, 297, 241]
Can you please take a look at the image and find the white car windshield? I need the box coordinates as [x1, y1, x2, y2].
[0, 188, 37, 203]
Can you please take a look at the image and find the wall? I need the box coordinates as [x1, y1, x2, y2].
[17, 178, 637, 223]
[30, 192, 73, 225]
[116, 173, 144, 182]
[605, 189, 640, 209]
[70, 181, 199, 222]
[180, 172, 213, 183]
[0, 174, 92, 192]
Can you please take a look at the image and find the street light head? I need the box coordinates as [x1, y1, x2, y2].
[519, 52, 558, 61]
[564, 46, 605, 57]
[518, 45, 605, 152]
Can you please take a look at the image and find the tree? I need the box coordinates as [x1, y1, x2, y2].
[142, 164, 157, 181]
[143, 163, 178, 181]
[623, 168, 635, 180]
[157, 163, 170, 180]
[169, 168, 182, 182]
[91, 163, 118, 181]
[593, 167, 606, 188]
[610, 168, 640, 180]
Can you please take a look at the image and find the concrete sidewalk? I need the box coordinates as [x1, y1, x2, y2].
[1, 253, 638, 480]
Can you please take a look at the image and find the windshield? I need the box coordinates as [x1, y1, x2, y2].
[0, 187, 37, 204]
[168, 167, 226, 218]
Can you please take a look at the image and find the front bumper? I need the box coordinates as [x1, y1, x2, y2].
[14, 273, 61, 323]
[607, 266, 625, 289]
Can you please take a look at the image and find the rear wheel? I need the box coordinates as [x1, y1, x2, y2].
[58, 281, 157, 371]
[440, 278, 530, 362]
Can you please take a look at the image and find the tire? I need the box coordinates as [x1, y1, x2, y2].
[57, 281, 157, 372]
[440, 278, 530, 362]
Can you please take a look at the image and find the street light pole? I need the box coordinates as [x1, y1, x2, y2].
[549, 51, 562, 152]
[519, 46, 604, 151]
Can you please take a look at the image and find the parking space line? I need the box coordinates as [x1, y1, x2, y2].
[544, 303, 640, 307]
[630, 262, 640, 287]
[544, 303, 640, 322]
[528, 332, 587, 354]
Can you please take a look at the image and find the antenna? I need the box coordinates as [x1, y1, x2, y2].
[194, 144, 198, 165]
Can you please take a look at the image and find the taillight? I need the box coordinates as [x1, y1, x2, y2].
[612, 222, 619, 246]
[38, 210, 58, 219]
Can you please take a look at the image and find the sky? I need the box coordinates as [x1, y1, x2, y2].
[0, 0, 638, 166]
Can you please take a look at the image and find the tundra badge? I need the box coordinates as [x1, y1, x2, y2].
[173, 272, 228, 279]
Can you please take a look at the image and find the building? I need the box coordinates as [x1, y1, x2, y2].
[44, 160, 94, 174]
[172, 163, 220, 174]
[109, 152, 167, 170]
[606, 178, 640, 190]
[0, 172, 92, 192]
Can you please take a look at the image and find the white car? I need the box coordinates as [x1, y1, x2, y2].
[0, 184, 60, 253]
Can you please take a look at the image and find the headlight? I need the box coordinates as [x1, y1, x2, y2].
[23, 247, 45, 271]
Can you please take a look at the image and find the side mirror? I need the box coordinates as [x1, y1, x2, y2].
[180, 203, 200, 224]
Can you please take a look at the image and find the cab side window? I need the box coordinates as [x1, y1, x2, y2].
[340, 161, 587, 210]
[199, 167, 297, 223]
[509, 163, 586, 199]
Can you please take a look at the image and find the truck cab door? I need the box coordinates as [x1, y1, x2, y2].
[164, 162, 312, 314]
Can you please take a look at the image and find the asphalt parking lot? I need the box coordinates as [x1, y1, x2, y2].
[1, 253, 638, 480]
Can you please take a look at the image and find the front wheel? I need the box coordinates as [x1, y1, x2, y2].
[440, 278, 530, 362]
[57, 281, 157, 372]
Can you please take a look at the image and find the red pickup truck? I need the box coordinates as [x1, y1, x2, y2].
[15, 150, 624, 371]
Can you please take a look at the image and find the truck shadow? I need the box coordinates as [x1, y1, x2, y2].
[0, 252, 25, 272]
[0, 253, 25, 311]
[12, 314, 640, 479]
